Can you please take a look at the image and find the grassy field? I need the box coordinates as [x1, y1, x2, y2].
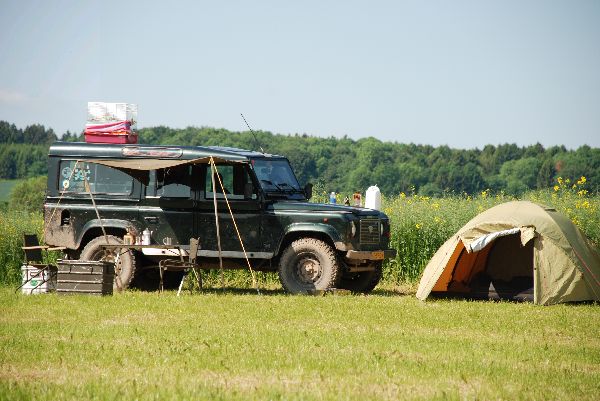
[1, 178, 599, 400]
[0, 287, 599, 400]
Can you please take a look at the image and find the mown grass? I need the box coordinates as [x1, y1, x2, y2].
[0, 288, 598, 400]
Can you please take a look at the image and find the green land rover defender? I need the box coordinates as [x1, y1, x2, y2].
[44, 142, 396, 293]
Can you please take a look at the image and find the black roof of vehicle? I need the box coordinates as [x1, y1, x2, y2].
[48, 141, 283, 161]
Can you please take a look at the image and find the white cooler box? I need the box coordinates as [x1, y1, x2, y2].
[21, 265, 57, 294]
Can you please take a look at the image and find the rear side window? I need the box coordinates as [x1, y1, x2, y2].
[157, 165, 192, 198]
[59, 161, 133, 194]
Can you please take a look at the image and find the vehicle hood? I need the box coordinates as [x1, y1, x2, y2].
[267, 201, 387, 217]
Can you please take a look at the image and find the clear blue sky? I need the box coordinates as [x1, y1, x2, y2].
[1, 0, 599, 149]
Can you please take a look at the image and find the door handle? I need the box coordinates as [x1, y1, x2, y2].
[144, 216, 159, 224]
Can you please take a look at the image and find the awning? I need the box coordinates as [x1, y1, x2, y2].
[75, 156, 244, 184]
[78, 156, 238, 171]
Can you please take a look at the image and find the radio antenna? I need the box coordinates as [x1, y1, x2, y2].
[240, 113, 265, 154]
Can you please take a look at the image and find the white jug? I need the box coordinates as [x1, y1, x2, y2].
[365, 185, 381, 210]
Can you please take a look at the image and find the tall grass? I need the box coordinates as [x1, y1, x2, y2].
[0, 211, 46, 284]
[382, 177, 599, 284]
[1, 178, 598, 287]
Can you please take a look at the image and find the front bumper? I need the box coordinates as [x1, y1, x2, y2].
[345, 249, 397, 261]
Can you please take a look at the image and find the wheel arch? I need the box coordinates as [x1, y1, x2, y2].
[275, 223, 342, 257]
[77, 219, 131, 250]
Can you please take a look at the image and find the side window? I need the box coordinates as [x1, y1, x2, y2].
[205, 164, 256, 200]
[59, 160, 133, 195]
[157, 165, 192, 198]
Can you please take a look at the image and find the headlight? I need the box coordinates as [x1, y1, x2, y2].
[350, 221, 357, 237]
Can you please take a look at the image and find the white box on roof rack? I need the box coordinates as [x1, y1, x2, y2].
[87, 102, 137, 129]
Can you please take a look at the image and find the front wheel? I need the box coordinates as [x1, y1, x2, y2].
[80, 235, 136, 291]
[278, 238, 341, 294]
[339, 262, 382, 293]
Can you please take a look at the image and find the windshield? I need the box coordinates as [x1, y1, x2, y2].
[253, 159, 303, 198]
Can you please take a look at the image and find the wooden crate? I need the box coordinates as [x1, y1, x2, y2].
[56, 260, 114, 296]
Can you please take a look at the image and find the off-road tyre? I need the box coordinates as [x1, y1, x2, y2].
[80, 235, 136, 291]
[278, 238, 341, 294]
[339, 262, 383, 293]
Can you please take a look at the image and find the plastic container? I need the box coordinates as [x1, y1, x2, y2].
[142, 228, 152, 245]
[87, 102, 137, 129]
[84, 132, 138, 144]
[21, 265, 57, 294]
[329, 192, 337, 204]
[365, 185, 381, 210]
[85, 102, 138, 144]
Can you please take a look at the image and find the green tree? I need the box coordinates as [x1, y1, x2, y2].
[499, 157, 543, 195]
[536, 158, 556, 189]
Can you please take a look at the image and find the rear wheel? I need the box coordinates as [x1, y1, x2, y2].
[80, 235, 136, 291]
[339, 262, 382, 293]
[278, 238, 341, 294]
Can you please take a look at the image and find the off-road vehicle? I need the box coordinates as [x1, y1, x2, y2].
[44, 142, 396, 293]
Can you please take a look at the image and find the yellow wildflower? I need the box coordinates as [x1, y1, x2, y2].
[554, 185, 559, 192]
[577, 176, 586, 185]
[415, 223, 422, 229]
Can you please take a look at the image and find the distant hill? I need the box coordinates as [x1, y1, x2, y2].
[1, 120, 599, 195]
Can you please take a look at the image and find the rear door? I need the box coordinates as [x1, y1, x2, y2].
[140, 165, 195, 246]
[194, 163, 265, 258]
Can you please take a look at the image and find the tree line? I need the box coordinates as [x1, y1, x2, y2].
[1, 120, 598, 194]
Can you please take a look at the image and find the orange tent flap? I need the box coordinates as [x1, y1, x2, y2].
[432, 241, 465, 292]
[452, 244, 494, 284]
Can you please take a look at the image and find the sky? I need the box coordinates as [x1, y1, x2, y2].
[0, 0, 599, 149]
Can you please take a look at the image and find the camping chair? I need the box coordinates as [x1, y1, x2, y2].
[17, 234, 65, 294]
[158, 238, 203, 295]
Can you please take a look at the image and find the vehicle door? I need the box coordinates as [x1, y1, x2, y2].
[139, 164, 195, 246]
[194, 163, 265, 258]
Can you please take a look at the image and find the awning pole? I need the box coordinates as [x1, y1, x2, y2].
[43, 160, 78, 242]
[81, 162, 123, 290]
[210, 157, 225, 289]
[210, 158, 259, 294]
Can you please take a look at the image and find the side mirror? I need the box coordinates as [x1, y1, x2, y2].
[244, 182, 254, 200]
[304, 183, 313, 200]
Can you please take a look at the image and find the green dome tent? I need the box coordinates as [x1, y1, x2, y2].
[416, 201, 600, 305]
